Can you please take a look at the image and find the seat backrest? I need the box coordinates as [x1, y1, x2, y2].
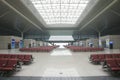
[4, 54, 10, 58]
[17, 55, 24, 60]
[116, 54, 120, 58]
[11, 54, 18, 58]
[6, 59, 17, 67]
[105, 54, 113, 59]
[91, 54, 98, 59]
[115, 58, 120, 66]
[106, 59, 118, 67]
[0, 59, 7, 67]
[24, 55, 32, 59]
[99, 54, 105, 59]
[0, 54, 5, 58]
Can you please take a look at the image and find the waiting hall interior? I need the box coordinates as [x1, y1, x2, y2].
[0, 0, 120, 80]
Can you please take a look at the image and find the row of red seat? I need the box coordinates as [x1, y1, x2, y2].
[89, 53, 120, 74]
[0, 54, 33, 64]
[0, 58, 21, 76]
[102, 58, 120, 73]
[0, 54, 33, 76]
[65, 46, 104, 52]
[89, 54, 120, 64]
[19, 46, 58, 52]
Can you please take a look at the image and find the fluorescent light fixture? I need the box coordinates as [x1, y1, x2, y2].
[49, 36, 74, 41]
[30, 0, 90, 24]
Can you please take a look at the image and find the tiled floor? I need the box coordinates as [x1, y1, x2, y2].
[0, 76, 120, 80]
[0, 48, 120, 78]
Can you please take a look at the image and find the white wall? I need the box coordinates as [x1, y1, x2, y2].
[24, 39, 48, 47]
[110, 35, 120, 49]
[0, 36, 22, 49]
[0, 36, 11, 49]
[100, 35, 120, 49]
[77, 40, 86, 47]
[86, 38, 99, 47]
[24, 39, 36, 48]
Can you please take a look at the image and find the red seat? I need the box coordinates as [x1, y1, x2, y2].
[116, 58, 120, 66]
[90, 54, 99, 63]
[0, 54, 5, 58]
[106, 59, 120, 71]
[114, 54, 120, 58]
[17, 55, 25, 61]
[19, 46, 55, 52]
[99, 54, 105, 62]
[23, 55, 33, 63]
[0, 59, 7, 70]
[11, 54, 18, 59]
[1, 59, 18, 71]
[105, 54, 113, 59]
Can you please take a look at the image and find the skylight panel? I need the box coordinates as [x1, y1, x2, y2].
[49, 36, 74, 41]
[30, 0, 91, 24]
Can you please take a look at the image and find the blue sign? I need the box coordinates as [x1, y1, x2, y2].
[11, 39, 15, 49]
[109, 41, 113, 44]
[19, 40, 23, 48]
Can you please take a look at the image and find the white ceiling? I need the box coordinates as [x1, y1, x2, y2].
[30, 0, 90, 24]
[21, 0, 99, 28]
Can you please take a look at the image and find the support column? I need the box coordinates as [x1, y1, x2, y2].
[21, 32, 24, 40]
[98, 32, 101, 47]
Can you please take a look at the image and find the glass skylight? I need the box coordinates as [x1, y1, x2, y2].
[49, 36, 74, 41]
[30, 0, 90, 24]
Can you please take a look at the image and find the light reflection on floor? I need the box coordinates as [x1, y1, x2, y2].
[42, 68, 79, 77]
[50, 48, 72, 56]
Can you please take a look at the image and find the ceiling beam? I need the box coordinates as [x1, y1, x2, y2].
[0, 11, 10, 18]
[111, 10, 120, 17]
[79, 0, 118, 31]
[1, 0, 43, 31]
